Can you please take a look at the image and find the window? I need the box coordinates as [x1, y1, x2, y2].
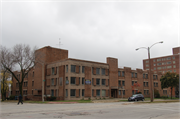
[52, 67, 55, 75]
[92, 89, 94, 96]
[32, 90, 33, 95]
[146, 82, 148, 87]
[66, 89, 68, 97]
[146, 64, 149, 67]
[157, 63, 161, 66]
[118, 80, 121, 86]
[154, 64, 156, 66]
[135, 73, 137, 78]
[144, 90, 146, 95]
[146, 61, 149, 63]
[146, 74, 148, 79]
[123, 90, 125, 95]
[167, 57, 171, 60]
[173, 61, 175, 64]
[66, 65, 68, 73]
[119, 90, 121, 95]
[51, 90, 54, 96]
[174, 70, 176, 72]
[82, 78, 84, 85]
[71, 65, 76, 73]
[102, 90, 106, 97]
[70, 89, 76, 96]
[153, 59, 156, 62]
[33, 72, 34, 77]
[71, 77, 76, 84]
[131, 73, 134, 77]
[173, 65, 176, 68]
[154, 68, 156, 70]
[102, 68, 105, 75]
[96, 68, 100, 75]
[132, 81, 134, 86]
[157, 67, 161, 70]
[173, 57, 175, 59]
[122, 71, 125, 77]
[82, 89, 84, 96]
[143, 82, 146, 87]
[167, 62, 171, 64]
[122, 81, 125, 86]
[32, 81, 34, 86]
[96, 79, 100, 85]
[65, 77, 69, 85]
[51, 78, 54, 85]
[147, 90, 149, 95]
[118, 71, 121, 76]
[102, 79, 106, 85]
[82, 66, 85, 73]
[157, 59, 161, 61]
[167, 66, 172, 69]
[96, 90, 100, 96]
[143, 74, 145, 78]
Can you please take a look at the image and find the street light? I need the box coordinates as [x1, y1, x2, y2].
[136, 41, 163, 102]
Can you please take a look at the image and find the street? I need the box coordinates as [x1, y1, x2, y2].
[1, 102, 180, 119]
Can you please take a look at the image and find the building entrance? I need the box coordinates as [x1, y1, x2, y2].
[111, 89, 118, 98]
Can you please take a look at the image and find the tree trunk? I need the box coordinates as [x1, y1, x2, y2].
[171, 87, 172, 99]
[19, 82, 23, 97]
[2, 72, 5, 101]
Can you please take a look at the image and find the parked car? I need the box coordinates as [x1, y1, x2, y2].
[128, 94, 145, 101]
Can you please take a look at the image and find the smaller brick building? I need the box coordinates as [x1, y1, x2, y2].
[11, 46, 171, 101]
[143, 47, 180, 97]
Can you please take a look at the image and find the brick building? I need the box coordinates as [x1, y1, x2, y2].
[143, 47, 180, 97]
[11, 46, 171, 101]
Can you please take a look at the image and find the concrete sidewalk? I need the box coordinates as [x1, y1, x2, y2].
[92, 98, 179, 103]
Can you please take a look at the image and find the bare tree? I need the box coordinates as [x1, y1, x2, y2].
[0, 44, 38, 96]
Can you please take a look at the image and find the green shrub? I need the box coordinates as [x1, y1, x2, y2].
[154, 89, 160, 98]
[160, 96, 168, 99]
[136, 92, 142, 94]
[9, 95, 15, 100]
[46, 96, 56, 101]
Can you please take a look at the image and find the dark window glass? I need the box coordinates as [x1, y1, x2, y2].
[71, 65, 76, 73]
[70, 89, 76, 96]
[96, 68, 100, 75]
[51, 90, 54, 96]
[52, 67, 55, 75]
[82, 78, 84, 85]
[82, 89, 84, 96]
[122, 81, 125, 86]
[71, 77, 76, 84]
[96, 90, 100, 96]
[102, 68, 105, 75]
[118, 71, 121, 76]
[135, 73, 137, 78]
[118, 80, 121, 86]
[96, 79, 100, 85]
[102, 79, 106, 85]
[122, 71, 125, 77]
[131, 73, 134, 77]
[82, 66, 85, 73]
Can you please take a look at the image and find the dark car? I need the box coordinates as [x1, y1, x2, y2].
[128, 94, 145, 101]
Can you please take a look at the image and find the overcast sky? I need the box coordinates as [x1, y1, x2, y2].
[1, 0, 179, 69]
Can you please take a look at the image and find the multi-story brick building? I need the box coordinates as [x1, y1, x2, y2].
[143, 47, 180, 97]
[11, 46, 171, 101]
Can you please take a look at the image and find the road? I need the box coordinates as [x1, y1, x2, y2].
[1, 102, 180, 119]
